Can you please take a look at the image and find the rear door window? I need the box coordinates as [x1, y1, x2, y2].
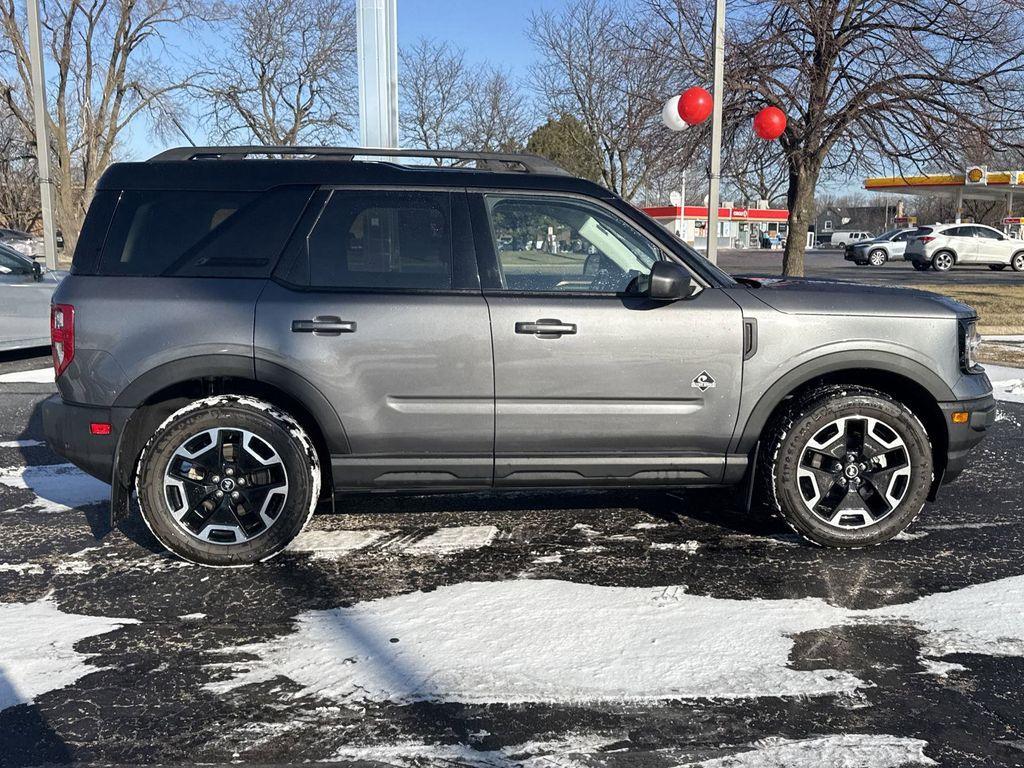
[291, 190, 457, 291]
[97, 187, 313, 277]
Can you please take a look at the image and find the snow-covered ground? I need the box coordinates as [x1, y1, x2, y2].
[985, 363, 1024, 404]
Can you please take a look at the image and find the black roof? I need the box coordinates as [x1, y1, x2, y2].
[98, 146, 613, 198]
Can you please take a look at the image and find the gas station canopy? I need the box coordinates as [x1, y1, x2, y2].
[863, 168, 1024, 225]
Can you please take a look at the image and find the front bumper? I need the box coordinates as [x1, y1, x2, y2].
[843, 247, 865, 262]
[938, 393, 997, 484]
[41, 395, 128, 482]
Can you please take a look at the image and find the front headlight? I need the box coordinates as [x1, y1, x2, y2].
[960, 319, 982, 372]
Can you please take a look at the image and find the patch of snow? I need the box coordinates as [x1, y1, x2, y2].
[0, 562, 43, 575]
[575, 544, 606, 554]
[179, 613, 207, 621]
[532, 553, 563, 564]
[984, 364, 1024, 404]
[571, 523, 598, 536]
[918, 659, 967, 677]
[650, 540, 701, 553]
[0, 439, 43, 448]
[401, 525, 498, 555]
[0, 463, 109, 513]
[0, 367, 55, 384]
[687, 734, 935, 767]
[209, 574, 1024, 706]
[207, 579, 861, 703]
[329, 734, 614, 767]
[632, 521, 669, 529]
[288, 529, 388, 557]
[894, 530, 928, 541]
[0, 598, 136, 710]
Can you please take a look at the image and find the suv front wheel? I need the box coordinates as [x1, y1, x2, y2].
[136, 395, 321, 566]
[760, 386, 932, 547]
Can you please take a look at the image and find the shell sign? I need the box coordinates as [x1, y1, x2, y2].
[965, 166, 987, 185]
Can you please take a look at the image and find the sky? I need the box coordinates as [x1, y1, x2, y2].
[129, 0, 565, 159]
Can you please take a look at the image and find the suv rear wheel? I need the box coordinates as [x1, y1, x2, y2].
[931, 251, 954, 272]
[136, 395, 321, 566]
[867, 248, 887, 266]
[911, 261, 930, 271]
[760, 386, 932, 547]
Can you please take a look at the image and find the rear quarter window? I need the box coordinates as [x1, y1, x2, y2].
[96, 187, 313, 277]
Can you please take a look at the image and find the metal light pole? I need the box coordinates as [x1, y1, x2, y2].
[356, 0, 399, 148]
[27, 0, 58, 269]
[706, 0, 726, 265]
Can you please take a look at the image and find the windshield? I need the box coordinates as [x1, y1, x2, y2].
[877, 229, 902, 241]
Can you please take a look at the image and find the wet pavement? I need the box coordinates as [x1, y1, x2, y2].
[1, 350, 1023, 767]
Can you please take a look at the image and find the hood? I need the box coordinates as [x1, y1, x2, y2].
[737, 276, 976, 319]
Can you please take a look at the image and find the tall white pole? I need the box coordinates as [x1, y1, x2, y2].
[356, 0, 399, 148]
[706, 0, 726, 265]
[27, 0, 58, 269]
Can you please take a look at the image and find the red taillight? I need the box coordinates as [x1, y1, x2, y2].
[51, 304, 75, 377]
[89, 422, 112, 435]
[918, 236, 936, 244]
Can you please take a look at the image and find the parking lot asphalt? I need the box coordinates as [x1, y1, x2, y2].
[2, 347, 1024, 767]
[719, 248, 1024, 287]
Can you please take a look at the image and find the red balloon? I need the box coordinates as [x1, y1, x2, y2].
[677, 87, 713, 126]
[753, 106, 787, 140]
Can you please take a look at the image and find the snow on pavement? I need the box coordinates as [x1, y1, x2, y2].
[207, 580, 862, 703]
[0, 598, 136, 710]
[686, 734, 935, 767]
[0, 367, 55, 383]
[0, 462, 109, 512]
[288, 525, 499, 558]
[986, 363, 1024, 404]
[208, 574, 1024, 706]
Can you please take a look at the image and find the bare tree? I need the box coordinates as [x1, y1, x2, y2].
[530, 0, 690, 200]
[0, 99, 39, 231]
[648, 0, 1024, 274]
[0, 0, 207, 254]
[399, 37, 468, 153]
[194, 0, 356, 145]
[459, 67, 533, 153]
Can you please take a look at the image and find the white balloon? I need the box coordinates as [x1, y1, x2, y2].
[661, 95, 687, 131]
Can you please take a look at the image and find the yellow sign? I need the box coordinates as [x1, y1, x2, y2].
[965, 166, 987, 185]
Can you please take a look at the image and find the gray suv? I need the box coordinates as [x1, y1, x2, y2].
[42, 147, 996, 565]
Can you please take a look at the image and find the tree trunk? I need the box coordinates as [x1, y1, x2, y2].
[781, 161, 821, 276]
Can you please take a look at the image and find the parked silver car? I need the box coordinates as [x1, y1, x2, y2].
[844, 228, 918, 267]
[0, 243, 66, 350]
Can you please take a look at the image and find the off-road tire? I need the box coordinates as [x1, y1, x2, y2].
[136, 395, 321, 566]
[758, 385, 932, 547]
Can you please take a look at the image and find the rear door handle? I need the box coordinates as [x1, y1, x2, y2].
[291, 316, 357, 336]
[515, 319, 577, 337]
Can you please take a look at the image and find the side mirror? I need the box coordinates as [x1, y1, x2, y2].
[648, 260, 693, 301]
[32, 261, 43, 281]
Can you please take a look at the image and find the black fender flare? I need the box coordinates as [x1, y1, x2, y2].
[731, 350, 955, 456]
[109, 355, 349, 519]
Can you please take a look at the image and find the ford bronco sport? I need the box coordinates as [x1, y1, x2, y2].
[42, 147, 996, 565]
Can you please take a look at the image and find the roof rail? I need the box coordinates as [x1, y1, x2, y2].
[146, 146, 570, 175]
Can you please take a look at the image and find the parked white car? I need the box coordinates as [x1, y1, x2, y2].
[829, 230, 873, 248]
[904, 223, 1024, 272]
[0, 243, 66, 350]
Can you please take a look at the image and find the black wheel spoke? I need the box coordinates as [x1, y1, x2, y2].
[845, 418, 867, 456]
[815, 481, 849, 516]
[164, 426, 289, 545]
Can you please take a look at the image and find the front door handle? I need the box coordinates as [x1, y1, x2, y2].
[515, 319, 577, 337]
[291, 316, 357, 336]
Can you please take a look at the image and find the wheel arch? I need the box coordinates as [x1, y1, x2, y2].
[734, 353, 952, 486]
[111, 356, 346, 509]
